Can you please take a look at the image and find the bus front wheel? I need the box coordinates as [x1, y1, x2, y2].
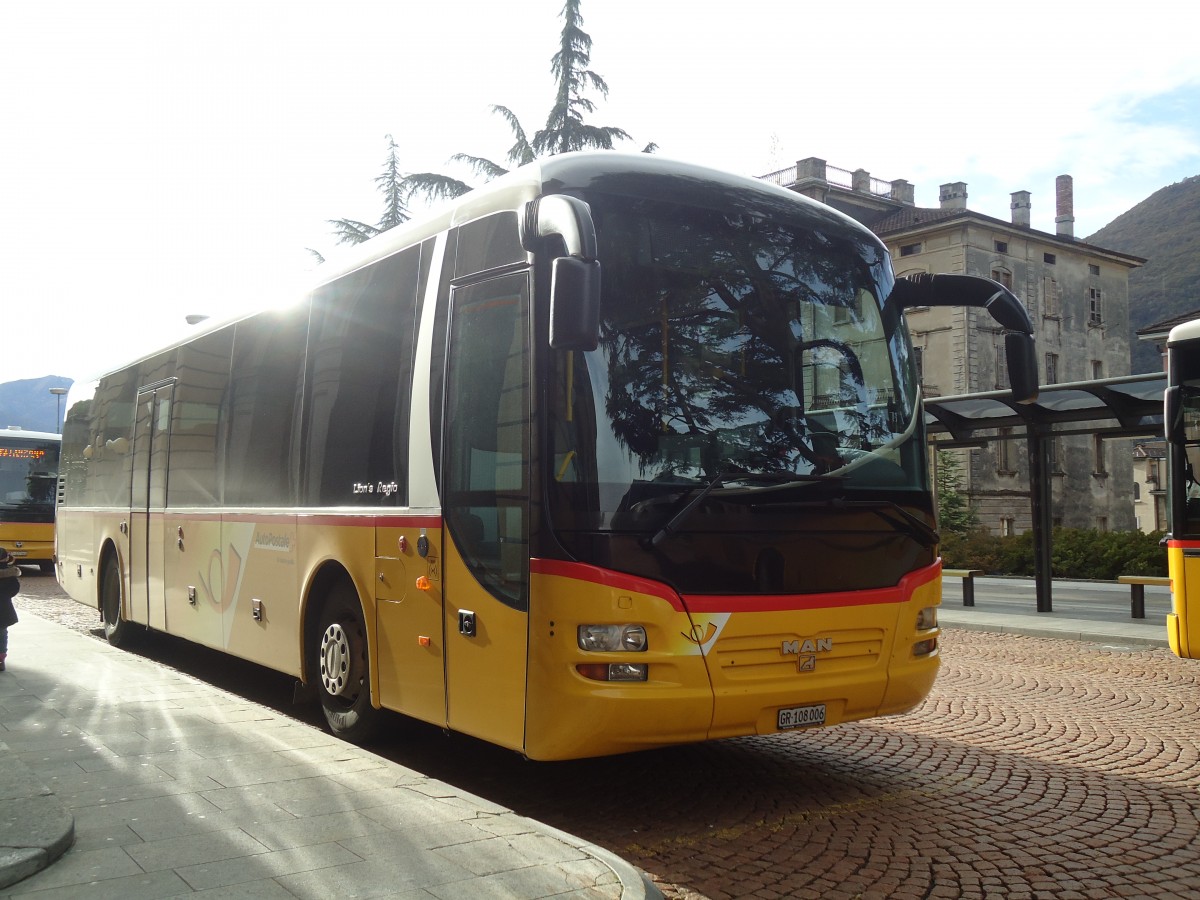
[100, 556, 132, 647]
[312, 589, 381, 743]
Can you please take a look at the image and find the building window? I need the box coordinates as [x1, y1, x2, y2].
[1089, 287, 1103, 325]
[994, 240, 1008, 254]
[1097, 516, 1109, 532]
[913, 345, 924, 385]
[1045, 352, 1058, 384]
[1091, 360, 1103, 380]
[1134, 482, 1141, 501]
[1089, 264, 1100, 276]
[1000, 517, 1014, 537]
[1043, 276, 1060, 317]
[900, 243, 922, 257]
[1044, 252, 1056, 265]
[991, 268, 1013, 289]
[997, 426, 1014, 474]
[1093, 434, 1107, 475]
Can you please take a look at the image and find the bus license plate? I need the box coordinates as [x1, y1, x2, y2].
[778, 704, 826, 729]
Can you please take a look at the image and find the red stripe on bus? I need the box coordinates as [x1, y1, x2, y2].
[531, 558, 940, 613]
[1168, 538, 1200, 549]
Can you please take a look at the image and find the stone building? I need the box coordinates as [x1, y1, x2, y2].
[1131, 441, 1167, 533]
[762, 159, 1146, 533]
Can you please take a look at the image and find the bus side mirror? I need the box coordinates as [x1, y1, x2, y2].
[1005, 332, 1039, 404]
[550, 256, 601, 350]
[1165, 385, 1182, 443]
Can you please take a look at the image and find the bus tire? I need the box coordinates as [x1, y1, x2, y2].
[312, 587, 381, 743]
[100, 555, 132, 647]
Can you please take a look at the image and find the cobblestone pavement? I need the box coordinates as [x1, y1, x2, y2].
[14, 572, 1200, 899]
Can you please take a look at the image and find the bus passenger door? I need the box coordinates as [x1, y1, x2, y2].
[441, 274, 531, 753]
[129, 382, 174, 631]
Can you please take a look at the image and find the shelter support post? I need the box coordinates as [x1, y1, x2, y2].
[1027, 429, 1054, 613]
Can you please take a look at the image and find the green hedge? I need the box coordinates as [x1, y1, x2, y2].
[940, 528, 1167, 579]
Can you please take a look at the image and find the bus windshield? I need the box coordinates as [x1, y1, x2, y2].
[0, 433, 59, 521]
[546, 194, 927, 593]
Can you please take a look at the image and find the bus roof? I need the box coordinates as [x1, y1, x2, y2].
[1168, 318, 1200, 346]
[0, 427, 61, 442]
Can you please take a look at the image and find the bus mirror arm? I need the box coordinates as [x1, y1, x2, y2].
[522, 195, 598, 259]
[894, 273, 1039, 404]
[1004, 332, 1039, 405]
[524, 195, 603, 351]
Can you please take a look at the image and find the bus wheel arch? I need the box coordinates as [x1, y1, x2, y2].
[98, 543, 132, 647]
[303, 566, 382, 743]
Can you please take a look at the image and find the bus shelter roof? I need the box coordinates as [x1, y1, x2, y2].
[924, 372, 1166, 445]
[922, 371, 1167, 615]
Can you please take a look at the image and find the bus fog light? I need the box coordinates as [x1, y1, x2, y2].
[578, 624, 647, 652]
[607, 663, 647, 681]
[916, 607, 938, 630]
[575, 663, 649, 682]
[913, 637, 938, 657]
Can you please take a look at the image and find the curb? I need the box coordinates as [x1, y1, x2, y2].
[0, 742, 75, 889]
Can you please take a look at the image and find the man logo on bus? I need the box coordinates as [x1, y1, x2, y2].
[783, 637, 831, 673]
[782, 638, 832, 655]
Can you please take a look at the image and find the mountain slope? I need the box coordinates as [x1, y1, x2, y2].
[0, 377, 74, 433]
[1086, 174, 1200, 373]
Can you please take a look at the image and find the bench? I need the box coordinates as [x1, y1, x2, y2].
[1116, 575, 1170, 619]
[943, 568, 984, 607]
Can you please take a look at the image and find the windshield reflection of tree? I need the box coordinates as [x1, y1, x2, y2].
[599, 213, 893, 482]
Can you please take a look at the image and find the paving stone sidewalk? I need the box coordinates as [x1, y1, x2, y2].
[0, 612, 657, 899]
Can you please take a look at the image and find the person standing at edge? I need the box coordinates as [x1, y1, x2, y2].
[0, 548, 19, 671]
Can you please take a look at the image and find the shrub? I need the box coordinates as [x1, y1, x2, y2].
[939, 528, 1166, 578]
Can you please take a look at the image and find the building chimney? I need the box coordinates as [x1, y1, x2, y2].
[1055, 175, 1075, 238]
[1011, 190, 1031, 228]
[939, 182, 968, 210]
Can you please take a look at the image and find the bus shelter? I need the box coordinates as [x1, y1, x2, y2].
[924, 373, 1166, 612]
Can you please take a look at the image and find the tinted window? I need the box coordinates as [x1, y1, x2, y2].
[444, 273, 530, 609]
[225, 307, 308, 506]
[454, 212, 525, 279]
[304, 246, 422, 506]
[168, 329, 232, 507]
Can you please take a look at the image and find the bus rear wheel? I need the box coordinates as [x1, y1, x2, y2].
[100, 556, 132, 647]
[312, 590, 381, 743]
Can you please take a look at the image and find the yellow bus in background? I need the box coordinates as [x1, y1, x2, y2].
[0, 426, 60, 572]
[1163, 318, 1200, 659]
[55, 153, 1037, 759]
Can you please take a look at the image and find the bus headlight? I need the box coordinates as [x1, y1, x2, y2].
[916, 607, 938, 630]
[578, 624, 647, 652]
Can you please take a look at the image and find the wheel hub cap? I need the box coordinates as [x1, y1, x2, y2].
[320, 623, 352, 697]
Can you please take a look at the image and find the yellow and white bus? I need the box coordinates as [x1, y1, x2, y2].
[56, 153, 1037, 758]
[0, 426, 60, 571]
[1163, 317, 1200, 659]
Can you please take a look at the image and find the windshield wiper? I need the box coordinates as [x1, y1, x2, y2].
[644, 469, 843, 549]
[644, 468, 740, 550]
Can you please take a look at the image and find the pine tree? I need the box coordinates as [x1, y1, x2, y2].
[936, 449, 979, 536]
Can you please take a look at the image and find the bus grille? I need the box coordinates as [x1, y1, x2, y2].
[710, 629, 885, 681]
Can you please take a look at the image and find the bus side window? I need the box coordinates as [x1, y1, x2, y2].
[225, 308, 308, 507]
[304, 246, 422, 506]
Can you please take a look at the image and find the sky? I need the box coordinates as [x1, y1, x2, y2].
[4, 0, 1199, 392]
